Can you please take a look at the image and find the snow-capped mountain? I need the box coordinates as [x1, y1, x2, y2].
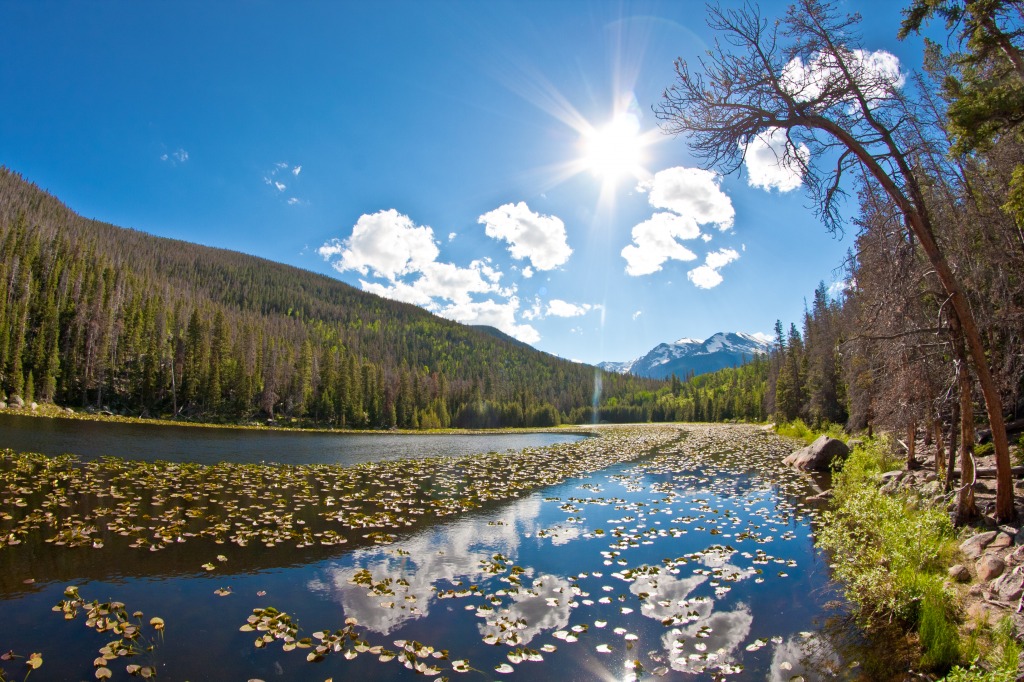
[598, 332, 770, 380]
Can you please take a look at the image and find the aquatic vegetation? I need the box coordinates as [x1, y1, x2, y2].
[52, 586, 162, 678]
[0, 426, 677, 557]
[0, 650, 43, 682]
[1, 423, 854, 678]
[246, 424, 838, 679]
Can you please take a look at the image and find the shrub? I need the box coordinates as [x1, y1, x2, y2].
[818, 438, 960, 672]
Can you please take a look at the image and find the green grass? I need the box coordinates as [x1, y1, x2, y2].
[941, 616, 1021, 681]
[816, 437, 964, 674]
[774, 418, 847, 444]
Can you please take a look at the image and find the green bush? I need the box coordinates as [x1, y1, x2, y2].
[818, 438, 961, 672]
[775, 419, 847, 444]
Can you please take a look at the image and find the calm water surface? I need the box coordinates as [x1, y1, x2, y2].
[0, 412, 586, 465]
[0, 424, 859, 680]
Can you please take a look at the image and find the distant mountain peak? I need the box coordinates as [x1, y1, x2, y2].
[598, 331, 768, 380]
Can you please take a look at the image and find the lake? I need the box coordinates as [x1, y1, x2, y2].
[0, 422, 863, 680]
[0, 412, 587, 465]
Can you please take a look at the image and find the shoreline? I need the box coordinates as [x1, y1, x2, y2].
[0, 402, 596, 438]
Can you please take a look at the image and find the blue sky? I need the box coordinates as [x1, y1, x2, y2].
[0, 1, 921, 365]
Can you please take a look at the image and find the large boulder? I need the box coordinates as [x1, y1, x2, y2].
[960, 531, 1000, 560]
[783, 435, 850, 472]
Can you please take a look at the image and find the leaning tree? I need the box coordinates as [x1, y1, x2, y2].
[656, 0, 1015, 520]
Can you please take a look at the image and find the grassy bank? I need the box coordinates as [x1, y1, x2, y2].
[801, 427, 1020, 679]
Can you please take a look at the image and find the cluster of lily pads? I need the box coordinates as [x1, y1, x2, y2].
[242, 424, 841, 680]
[0, 426, 680, 555]
[52, 586, 163, 679]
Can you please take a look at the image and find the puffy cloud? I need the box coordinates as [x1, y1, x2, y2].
[546, 299, 592, 318]
[742, 128, 808, 192]
[439, 298, 540, 344]
[521, 266, 534, 279]
[687, 248, 739, 289]
[478, 202, 572, 270]
[632, 310, 642, 320]
[521, 297, 544, 321]
[359, 278, 435, 308]
[638, 167, 734, 231]
[274, 181, 286, 191]
[287, 197, 300, 205]
[321, 206, 570, 345]
[292, 165, 302, 176]
[621, 212, 700, 276]
[319, 209, 439, 280]
[782, 49, 904, 105]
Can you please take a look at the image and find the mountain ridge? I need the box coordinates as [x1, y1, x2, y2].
[599, 332, 770, 380]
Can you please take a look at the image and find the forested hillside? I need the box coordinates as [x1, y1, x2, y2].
[0, 169, 664, 428]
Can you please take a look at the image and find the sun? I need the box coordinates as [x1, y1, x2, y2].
[582, 113, 645, 182]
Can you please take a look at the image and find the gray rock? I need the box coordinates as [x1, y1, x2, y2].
[30, 401, 37, 411]
[992, 568, 1024, 601]
[847, 438, 863, 451]
[977, 554, 1006, 581]
[783, 436, 850, 472]
[0, 402, 6, 409]
[880, 470, 903, 483]
[961, 531, 999, 560]
[9, 395, 23, 408]
[948, 564, 971, 582]
[991, 532, 1014, 551]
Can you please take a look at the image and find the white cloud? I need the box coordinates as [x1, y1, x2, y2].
[292, 165, 302, 176]
[447, 232, 456, 242]
[319, 209, 439, 280]
[621, 212, 700, 276]
[321, 210, 544, 344]
[546, 299, 592, 318]
[160, 148, 188, 164]
[782, 49, 904, 105]
[521, 266, 534, 279]
[478, 202, 572, 270]
[827, 279, 852, 298]
[743, 127, 808, 192]
[687, 248, 740, 289]
[287, 197, 300, 205]
[705, 247, 739, 269]
[359, 278, 436, 308]
[439, 298, 540, 345]
[687, 265, 724, 288]
[637, 167, 734, 231]
[274, 181, 286, 192]
[521, 297, 544, 321]
[632, 310, 642, 320]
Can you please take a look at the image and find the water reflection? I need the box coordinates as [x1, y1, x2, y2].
[0, 424, 860, 680]
[0, 411, 585, 465]
[308, 499, 539, 634]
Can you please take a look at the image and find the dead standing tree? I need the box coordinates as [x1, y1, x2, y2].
[655, 0, 1014, 521]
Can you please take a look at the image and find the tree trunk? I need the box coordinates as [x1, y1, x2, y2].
[952, 322, 978, 525]
[946, 399, 959, 494]
[907, 421, 917, 469]
[816, 118, 1014, 521]
[933, 418, 945, 479]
